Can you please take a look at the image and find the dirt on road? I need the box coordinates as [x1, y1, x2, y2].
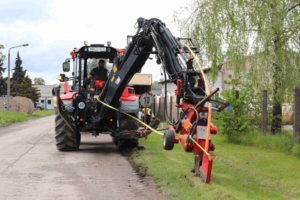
[0, 115, 168, 200]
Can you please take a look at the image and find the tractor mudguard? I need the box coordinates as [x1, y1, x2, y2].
[52, 85, 76, 132]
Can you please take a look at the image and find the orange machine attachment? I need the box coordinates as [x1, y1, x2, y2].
[162, 44, 229, 184]
[163, 44, 219, 184]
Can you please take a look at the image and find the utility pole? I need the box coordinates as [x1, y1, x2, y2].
[7, 44, 29, 111]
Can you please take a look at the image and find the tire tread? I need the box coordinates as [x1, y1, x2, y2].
[55, 114, 80, 151]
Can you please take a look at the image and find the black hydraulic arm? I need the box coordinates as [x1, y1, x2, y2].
[96, 17, 196, 122]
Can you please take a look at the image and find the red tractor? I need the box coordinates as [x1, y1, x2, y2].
[53, 17, 229, 183]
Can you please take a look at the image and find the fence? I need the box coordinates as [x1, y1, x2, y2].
[153, 93, 182, 123]
[154, 87, 300, 140]
[260, 87, 299, 139]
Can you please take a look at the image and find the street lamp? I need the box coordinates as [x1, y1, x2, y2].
[7, 44, 29, 111]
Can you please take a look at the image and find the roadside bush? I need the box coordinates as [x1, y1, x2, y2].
[212, 76, 259, 137]
[292, 144, 300, 158]
[210, 74, 300, 158]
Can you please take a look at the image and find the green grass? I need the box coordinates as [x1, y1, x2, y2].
[134, 133, 300, 200]
[0, 109, 55, 127]
[225, 128, 300, 159]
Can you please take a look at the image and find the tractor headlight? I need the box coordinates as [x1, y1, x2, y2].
[57, 74, 66, 82]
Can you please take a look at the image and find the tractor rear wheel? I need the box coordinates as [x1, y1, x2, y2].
[55, 114, 81, 151]
[117, 113, 139, 149]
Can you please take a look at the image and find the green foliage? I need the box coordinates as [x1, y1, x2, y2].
[212, 76, 260, 136]
[292, 144, 300, 158]
[33, 77, 46, 85]
[0, 109, 55, 126]
[12, 51, 26, 84]
[0, 44, 5, 65]
[0, 45, 7, 95]
[151, 80, 161, 90]
[134, 132, 300, 199]
[11, 75, 41, 103]
[175, 0, 300, 132]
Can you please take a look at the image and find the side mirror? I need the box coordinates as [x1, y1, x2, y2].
[63, 61, 70, 72]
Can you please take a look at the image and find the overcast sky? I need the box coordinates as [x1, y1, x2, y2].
[0, 0, 191, 85]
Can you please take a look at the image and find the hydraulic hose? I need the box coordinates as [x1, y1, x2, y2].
[183, 44, 211, 152]
[187, 107, 199, 136]
[158, 37, 176, 75]
[183, 73, 187, 98]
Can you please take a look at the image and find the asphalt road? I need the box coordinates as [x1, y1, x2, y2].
[0, 115, 168, 200]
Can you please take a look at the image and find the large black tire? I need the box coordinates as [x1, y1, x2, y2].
[55, 114, 81, 151]
[163, 130, 175, 150]
[117, 113, 139, 149]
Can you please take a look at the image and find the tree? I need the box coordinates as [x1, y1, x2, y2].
[175, 0, 300, 133]
[12, 51, 27, 84]
[34, 77, 46, 85]
[11, 51, 27, 95]
[11, 75, 41, 103]
[0, 45, 7, 96]
[152, 80, 162, 90]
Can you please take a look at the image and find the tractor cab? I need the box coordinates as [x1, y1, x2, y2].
[54, 41, 139, 135]
[59, 41, 120, 97]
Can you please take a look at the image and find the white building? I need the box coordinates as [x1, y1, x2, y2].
[34, 85, 68, 109]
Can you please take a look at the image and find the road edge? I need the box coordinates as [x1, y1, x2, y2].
[121, 147, 169, 200]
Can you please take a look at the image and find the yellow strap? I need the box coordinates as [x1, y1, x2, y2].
[183, 44, 212, 152]
[94, 97, 211, 160]
[94, 96, 163, 136]
[188, 135, 211, 160]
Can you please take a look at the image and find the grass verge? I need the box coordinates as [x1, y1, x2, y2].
[225, 128, 300, 159]
[133, 133, 300, 200]
[0, 109, 55, 127]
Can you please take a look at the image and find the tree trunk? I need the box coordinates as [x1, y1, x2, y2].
[271, 51, 282, 134]
[294, 87, 300, 140]
[271, 98, 282, 134]
[261, 89, 268, 133]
